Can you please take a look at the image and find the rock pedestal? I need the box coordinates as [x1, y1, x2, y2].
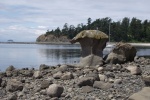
[71, 30, 108, 57]
[70, 30, 108, 66]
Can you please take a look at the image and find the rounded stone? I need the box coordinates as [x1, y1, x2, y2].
[47, 84, 64, 97]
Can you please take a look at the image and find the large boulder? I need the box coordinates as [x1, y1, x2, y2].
[105, 42, 136, 64]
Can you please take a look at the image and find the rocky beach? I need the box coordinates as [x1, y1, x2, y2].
[1, 30, 150, 100]
[0, 56, 150, 100]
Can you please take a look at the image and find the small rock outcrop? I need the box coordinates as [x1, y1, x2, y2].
[36, 34, 69, 42]
[70, 30, 108, 66]
[105, 42, 137, 64]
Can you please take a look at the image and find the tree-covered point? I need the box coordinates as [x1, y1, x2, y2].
[45, 17, 150, 42]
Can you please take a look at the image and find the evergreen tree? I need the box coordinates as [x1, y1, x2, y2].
[41, 17, 150, 43]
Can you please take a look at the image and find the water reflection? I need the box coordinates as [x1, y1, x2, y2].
[136, 47, 150, 57]
[38, 44, 81, 65]
[39, 49, 80, 59]
[0, 43, 150, 71]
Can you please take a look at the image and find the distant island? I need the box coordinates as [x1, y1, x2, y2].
[7, 39, 14, 42]
[36, 17, 150, 43]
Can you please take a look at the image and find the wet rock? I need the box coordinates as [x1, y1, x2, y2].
[61, 72, 74, 80]
[126, 65, 142, 75]
[6, 79, 23, 92]
[47, 84, 64, 97]
[77, 77, 95, 87]
[93, 81, 113, 90]
[129, 87, 150, 100]
[6, 65, 15, 71]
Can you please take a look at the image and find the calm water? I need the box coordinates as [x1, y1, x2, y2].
[0, 43, 150, 71]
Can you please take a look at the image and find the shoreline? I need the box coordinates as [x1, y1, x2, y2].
[1, 42, 150, 47]
[0, 57, 150, 99]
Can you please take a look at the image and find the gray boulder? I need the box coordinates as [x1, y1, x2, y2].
[33, 70, 42, 78]
[53, 71, 63, 79]
[77, 77, 94, 87]
[61, 72, 74, 80]
[6, 79, 23, 92]
[105, 42, 136, 64]
[81, 86, 94, 93]
[93, 81, 113, 90]
[39, 64, 49, 70]
[47, 84, 64, 97]
[6, 65, 15, 71]
[126, 65, 142, 75]
[79, 54, 104, 67]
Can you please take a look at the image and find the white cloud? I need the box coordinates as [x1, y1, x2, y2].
[0, 0, 150, 42]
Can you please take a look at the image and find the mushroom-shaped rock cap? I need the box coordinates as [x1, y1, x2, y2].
[70, 30, 108, 43]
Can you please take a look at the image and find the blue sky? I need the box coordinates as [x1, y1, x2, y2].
[0, 0, 150, 42]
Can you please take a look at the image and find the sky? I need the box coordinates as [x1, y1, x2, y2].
[0, 0, 150, 42]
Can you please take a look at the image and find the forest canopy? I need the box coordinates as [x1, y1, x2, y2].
[44, 17, 150, 42]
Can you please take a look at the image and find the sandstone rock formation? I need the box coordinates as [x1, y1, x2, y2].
[70, 30, 108, 66]
[105, 42, 137, 64]
[70, 30, 108, 57]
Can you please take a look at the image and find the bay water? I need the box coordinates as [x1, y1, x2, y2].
[0, 43, 150, 71]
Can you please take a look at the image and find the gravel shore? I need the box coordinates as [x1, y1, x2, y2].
[0, 56, 150, 100]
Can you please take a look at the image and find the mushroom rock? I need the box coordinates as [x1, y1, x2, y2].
[104, 42, 137, 64]
[70, 30, 108, 66]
